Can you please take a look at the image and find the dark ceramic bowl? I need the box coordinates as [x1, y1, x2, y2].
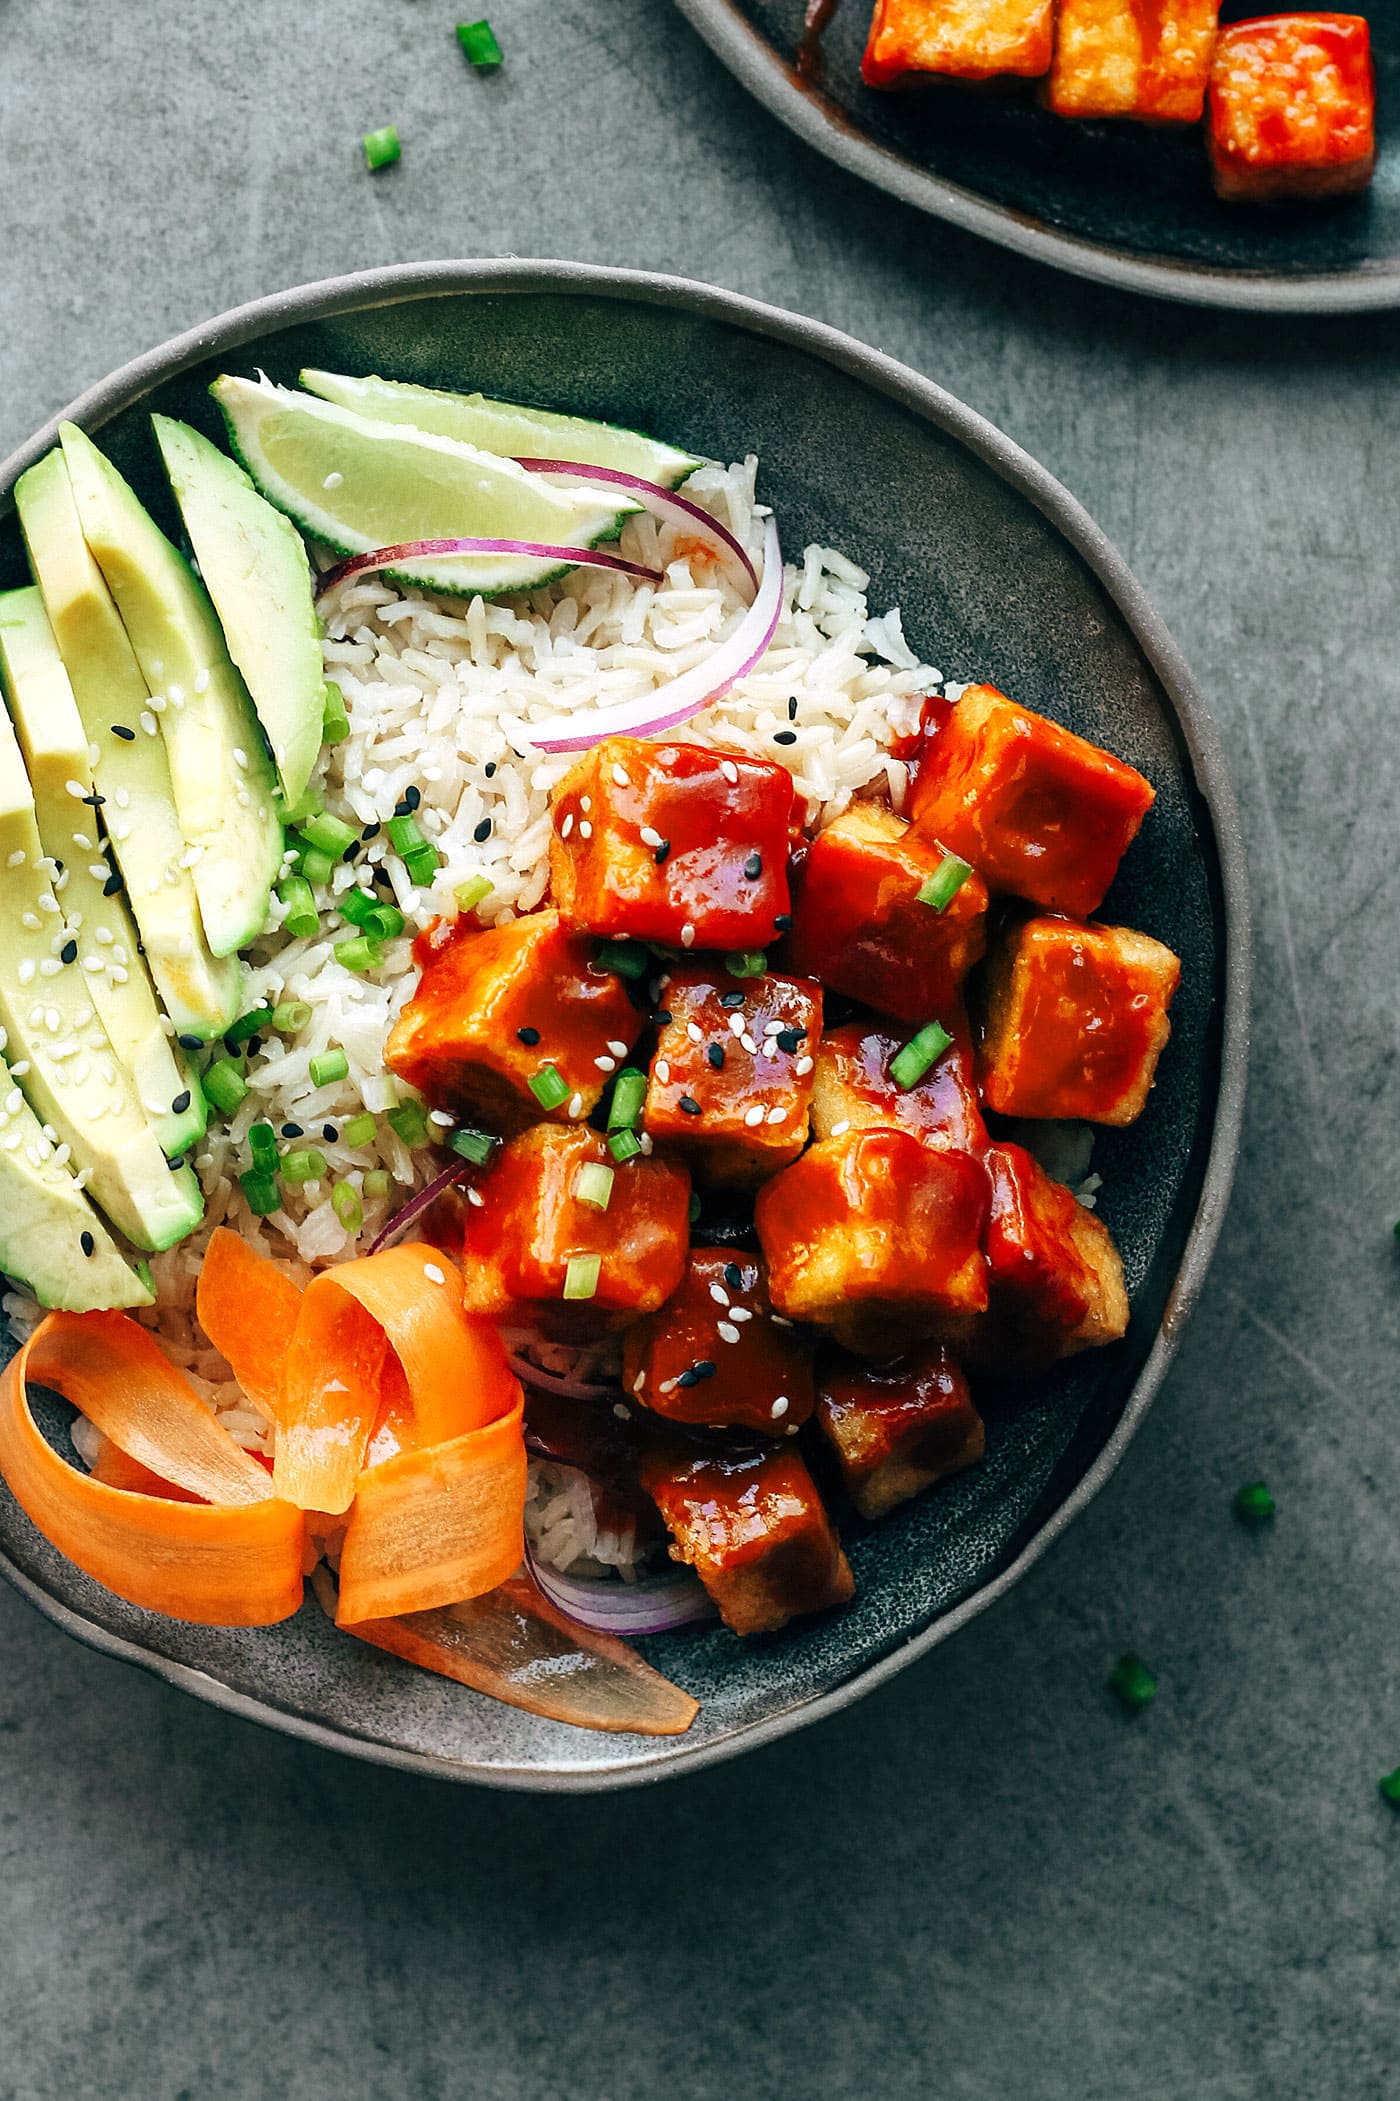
[675, 0, 1400, 312]
[0, 262, 1248, 1789]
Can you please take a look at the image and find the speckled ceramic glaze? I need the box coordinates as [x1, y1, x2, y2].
[0, 262, 1248, 1789]
[676, 0, 1400, 312]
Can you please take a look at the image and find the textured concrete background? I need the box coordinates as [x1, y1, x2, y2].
[2, 3, 1398, 2096]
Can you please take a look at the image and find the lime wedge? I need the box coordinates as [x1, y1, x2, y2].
[299, 370, 700, 489]
[211, 377, 642, 597]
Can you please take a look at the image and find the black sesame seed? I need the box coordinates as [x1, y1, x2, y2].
[393, 798, 411, 818]
[653, 840, 671, 865]
[787, 697, 798, 721]
[743, 852, 763, 881]
[678, 1095, 703, 1116]
[81, 791, 105, 807]
[111, 724, 136, 741]
[361, 822, 381, 842]
[473, 818, 493, 843]
[676, 1368, 701, 1389]
[720, 989, 746, 1009]
[177, 1034, 203, 1052]
[171, 1090, 192, 1114]
[484, 762, 497, 779]
[652, 1009, 672, 1028]
[773, 913, 793, 932]
[517, 1026, 541, 1046]
[707, 1044, 725, 1069]
[245, 1037, 263, 1058]
[59, 940, 77, 964]
[404, 785, 421, 811]
[775, 1028, 804, 1053]
[322, 1124, 339, 1143]
[102, 873, 123, 897]
[723, 1262, 744, 1291]
[692, 1359, 717, 1380]
[281, 1123, 304, 1139]
[373, 866, 395, 889]
[166, 1155, 184, 1172]
[774, 730, 797, 746]
[80, 1231, 95, 1258]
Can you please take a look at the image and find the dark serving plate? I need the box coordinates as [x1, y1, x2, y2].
[0, 261, 1249, 1789]
[675, 0, 1400, 310]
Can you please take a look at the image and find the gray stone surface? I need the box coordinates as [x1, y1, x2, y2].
[1, 1, 1397, 2095]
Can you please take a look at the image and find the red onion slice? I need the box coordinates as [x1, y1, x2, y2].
[514, 459, 759, 595]
[510, 1354, 619, 1403]
[315, 538, 664, 601]
[366, 1159, 464, 1255]
[526, 1539, 717, 1635]
[529, 515, 784, 756]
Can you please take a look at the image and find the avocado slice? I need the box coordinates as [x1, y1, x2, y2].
[59, 423, 283, 959]
[0, 1067, 153, 1312]
[0, 588, 206, 1160]
[153, 414, 325, 811]
[15, 449, 241, 1039]
[0, 701, 203, 1252]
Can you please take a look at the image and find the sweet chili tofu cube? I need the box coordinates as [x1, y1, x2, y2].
[907, 685, 1155, 916]
[622, 1249, 815, 1436]
[645, 967, 822, 1186]
[640, 1440, 854, 1636]
[810, 1005, 988, 1156]
[1208, 14, 1375, 202]
[979, 914, 1181, 1125]
[784, 803, 988, 1025]
[459, 1124, 690, 1334]
[549, 737, 797, 951]
[385, 909, 642, 1128]
[863, 0, 1054, 85]
[755, 1129, 988, 1356]
[816, 1344, 984, 1519]
[1048, 0, 1220, 123]
[974, 1141, 1129, 1370]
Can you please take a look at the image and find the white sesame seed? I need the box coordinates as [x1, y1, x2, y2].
[612, 1403, 631, 1421]
[771, 1314, 794, 1328]
[17, 961, 34, 985]
[633, 1371, 647, 1394]
[71, 832, 94, 852]
[639, 826, 663, 849]
[6, 850, 24, 868]
[680, 923, 695, 948]
[638, 1131, 653, 1154]
[795, 1055, 813, 1076]
[720, 759, 739, 785]
[741, 1033, 758, 1054]
[43, 1009, 60, 1034]
[580, 796, 592, 814]
[771, 1397, 789, 1419]
[717, 1322, 741, 1345]
[233, 748, 249, 770]
[611, 763, 629, 788]
[428, 1109, 455, 1127]
[607, 1040, 629, 1059]
[20, 914, 39, 933]
[686, 1021, 703, 1043]
[64, 779, 85, 799]
[194, 668, 210, 694]
[110, 966, 129, 984]
[466, 1186, 485, 1208]
[831, 1119, 850, 1136]
[140, 712, 157, 736]
[323, 471, 344, 490]
[709, 1282, 730, 1307]
[568, 1092, 584, 1119]
[767, 1106, 788, 1125]
[115, 788, 130, 809]
[87, 743, 101, 769]
[744, 1105, 765, 1127]
[594, 1054, 617, 1073]
[763, 1020, 784, 1035]
[654, 1059, 670, 1083]
[578, 819, 592, 840]
[37, 894, 59, 915]
[729, 1305, 753, 1323]
[423, 1262, 446, 1285]
[38, 959, 61, 977]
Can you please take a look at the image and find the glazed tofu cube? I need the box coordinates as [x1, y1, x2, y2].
[641, 1441, 854, 1636]
[863, 0, 1054, 85]
[810, 1005, 988, 1155]
[979, 914, 1181, 1125]
[645, 967, 822, 1186]
[1208, 14, 1375, 202]
[816, 1344, 984, 1519]
[907, 685, 1155, 916]
[385, 909, 642, 1128]
[459, 1124, 690, 1334]
[755, 1129, 988, 1355]
[1048, 0, 1220, 122]
[549, 737, 797, 951]
[972, 1141, 1129, 1370]
[623, 1249, 815, 1436]
[784, 803, 988, 1025]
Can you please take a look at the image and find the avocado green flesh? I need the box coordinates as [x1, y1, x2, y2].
[0, 703, 202, 1252]
[154, 414, 325, 811]
[59, 423, 283, 960]
[0, 588, 206, 1159]
[14, 450, 241, 1038]
[0, 1075, 152, 1311]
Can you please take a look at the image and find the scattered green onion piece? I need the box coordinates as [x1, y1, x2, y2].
[225, 1005, 272, 1044]
[607, 1067, 647, 1131]
[270, 1000, 312, 1034]
[562, 1253, 601, 1302]
[916, 851, 975, 913]
[890, 1020, 953, 1092]
[363, 125, 401, 171]
[203, 1059, 249, 1116]
[575, 1162, 615, 1212]
[363, 1169, 392, 1200]
[337, 886, 381, 930]
[239, 1171, 281, 1217]
[321, 680, 350, 746]
[248, 1121, 278, 1170]
[134, 1258, 155, 1296]
[724, 949, 767, 979]
[343, 1113, 378, 1148]
[688, 1192, 702, 1225]
[296, 844, 337, 888]
[455, 874, 493, 913]
[528, 1064, 570, 1113]
[332, 1181, 364, 1233]
[457, 19, 504, 67]
[594, 939, 648, 981]
[1235, 1481, 1276, 1522]
[387, 1099, 430, 1147]
[298, 812, 360, 859]
[608, 1128, 643, 1165]
[277, 875, 319, 939]
[386, 813, 426, 855]
[1107, 1653, 1158, 1714]
[403, 844, 441, 888]
[309, 1048, 350, 1088]
[449, 1128, 496, 1166]
[281, 1148, 328, 1185]
[333, 935, 383, 974]
[1379, 1768, 1400, 1809]
[366, 904, 406, 943]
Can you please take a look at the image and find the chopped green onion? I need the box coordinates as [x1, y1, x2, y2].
[403, 844, 441, 888]
[363, 125, 401, 171]
[387, 1100, 430, 1148]
[455, 874, 493, 914]
[457, 19, 504, 67]
[295, 844, 337, 888]
[203, 1059, 249, 1116]
[386, 813, 426, 856]
[724, 949, 767, 979]
[890, 1019, 953, 1092]
[337, 886, 381, 930]
[594, 939, 648, 981]
[1235, 1481, 1276, 1522]
[270, 1000, 312, 1034]
[365, 904, 406, 943]
[607, 1067, 647, 1130]
[321, 680, 350, 746]
[608, 1128, 643, 1165]
[332, 1181, 364, 1233]
[309, 1048, 350, 1088]
[134, 1258, 155, 1296]
[563, 1253, 601, 1302]
[281, 1148, 328, 1185]
[248, 1121, 278, 1170]
[277, 875, 319, 939]
[528, 1063, 570, 1112]
[575, 1162, 615, 1212]
[239, 1171, 280, 1217]
[1107, 1653, 1158, 1714]
[916, 852, 974, 913]
[449, 1128, 497, 1166]
[343, 1113, 378, 1148]
[224, 1005, 272, 1044]
[298, 812, 359, 859]
[1379, 1768, 1400, 1808]
[363, 1169, 392, 1200]
[333, 935, 383, 974]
